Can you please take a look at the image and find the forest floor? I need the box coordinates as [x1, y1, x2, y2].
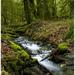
[2, 18, 73, 52]
[1, 19, 74, 75]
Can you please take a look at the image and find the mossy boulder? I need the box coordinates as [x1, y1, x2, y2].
[9, 41, 30, 58]
[2, 41, 37, 75]
[58, 42, 68, 53]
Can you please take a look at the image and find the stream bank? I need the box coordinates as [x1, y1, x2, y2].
[1, 38, 74, 75]
[1, 20, 74, 75]
[15, 36, 74, 75]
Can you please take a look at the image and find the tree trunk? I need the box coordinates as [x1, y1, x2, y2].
[23, 0, 32, 24]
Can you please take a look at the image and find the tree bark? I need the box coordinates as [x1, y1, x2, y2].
[23, 0, 32, 24]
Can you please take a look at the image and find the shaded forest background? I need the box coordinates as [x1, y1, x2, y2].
[2, 0, 74, 25]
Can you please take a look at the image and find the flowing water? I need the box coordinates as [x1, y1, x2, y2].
[15, 36, 63, 75]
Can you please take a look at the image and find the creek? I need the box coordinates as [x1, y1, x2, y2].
[15, 36, 63, 75]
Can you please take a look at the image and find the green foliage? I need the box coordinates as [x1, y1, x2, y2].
[2, 0, 24, 26]
[58, 42, 68, 53]
[2, 70, 9, 75]
[2, 34, 12, 40]
[2, 0, 73, 26]
[65, 21, 74, 40]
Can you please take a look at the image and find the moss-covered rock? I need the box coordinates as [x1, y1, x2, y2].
[9, 41, 23, 51]
[58, 42, 68, 53]
[2, 40, 37, 75]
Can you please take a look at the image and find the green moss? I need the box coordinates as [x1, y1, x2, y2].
[2, 50, 30, 74]
[2, 40, 37, 75]
[58, 42, 68, 53]
[1, 33, 17, 40]
[2, 34, 12, 40]
[9, 41, 23, 51]
[9, 41, 30, 58]
[18, 50, 29, 59]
